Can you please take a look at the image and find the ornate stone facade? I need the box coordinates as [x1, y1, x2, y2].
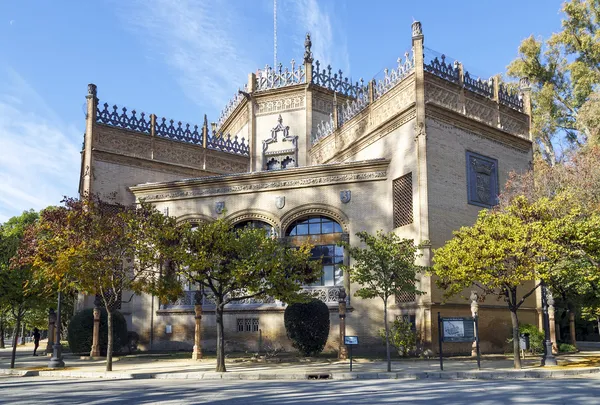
[80, 21, 537, 355]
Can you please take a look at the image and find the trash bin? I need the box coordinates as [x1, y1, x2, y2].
[519, 333, 530, 350]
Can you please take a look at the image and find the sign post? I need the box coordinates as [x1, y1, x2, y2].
[344, 336, 358, 372]
[438, 314, 480, 371]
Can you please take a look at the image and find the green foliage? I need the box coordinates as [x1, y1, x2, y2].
[284, 299, 330, 356]
[341, 230, 424, 372]
[379, 319, 417, 357]
[507, 0, 600, 163]
[67, 308, 128, 355]
[518, 324, 545, 354]
[559, 343, 578, 353]
[165, 217, 320, 372]
[20, 196, 182, 371]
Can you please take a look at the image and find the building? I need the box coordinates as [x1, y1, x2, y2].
[78, 22, 538, 354]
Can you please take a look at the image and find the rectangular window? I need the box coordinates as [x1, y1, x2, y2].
[237, 318, 259, 333]
[393, 173, 413, 228]
[466, 151, 499, 208]
[310, 244, 344, 286]
[397, 314, 417, 331]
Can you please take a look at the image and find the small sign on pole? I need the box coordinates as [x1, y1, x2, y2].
[344, 336, 359, 371]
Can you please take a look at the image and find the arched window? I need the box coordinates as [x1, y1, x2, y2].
[233, 219, 276, 237]
[285, 216, 343, 236]
[285, 215, 344, 287]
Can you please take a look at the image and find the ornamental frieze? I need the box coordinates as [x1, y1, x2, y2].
[256, 95, 305, 116]
[139, 170, 387, 201]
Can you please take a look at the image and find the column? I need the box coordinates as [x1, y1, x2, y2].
[46, 309, 56, 356]
[90, 295, 102, 357]
[338, 288, 348, 360]
[470, 291, 479, 357]
[192, 291, 203, 361]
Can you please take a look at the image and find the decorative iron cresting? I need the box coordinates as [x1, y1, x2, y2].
[373, 51, 415, 100]
[216, 84, 248, 130]
[155, 117, 203, 144]
[207, 129, 250, 156]
[312, 113, 334, 144]
[498, 83, 524, 112]
[96, 103, 152, 134]
[96, 101, 249, 155]
[338, 88, 369, 127]
[312, 61, 363, 97]
[256, 60, 306, 91]
[424, 53, 459, 84]
[463, 72, 493, 98]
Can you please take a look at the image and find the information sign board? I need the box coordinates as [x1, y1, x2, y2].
[441, 317, 475, 343]
[344, 336, 359, 345]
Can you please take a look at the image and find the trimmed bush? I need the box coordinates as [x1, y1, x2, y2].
[67, 308, 128, 355]
[518, 323, 545, 354]
[558, 343, 577, 353]
[284, 299, 330, 356]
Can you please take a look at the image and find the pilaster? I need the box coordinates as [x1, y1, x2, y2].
[248, 73, 258, 172]
[81, 83, 98, 197]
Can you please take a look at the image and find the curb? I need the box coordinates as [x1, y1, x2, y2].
[2, 367, 599, 381]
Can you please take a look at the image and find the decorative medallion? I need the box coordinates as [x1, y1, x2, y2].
[275, 196, 285, 210]
[215, 201, 225, 214]
[340, 190, 351, 204]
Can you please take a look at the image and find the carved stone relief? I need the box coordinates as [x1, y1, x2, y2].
[257, 95, 305, 116]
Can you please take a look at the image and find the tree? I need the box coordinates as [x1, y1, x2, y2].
[20, 196, 180, 371]
[340, 231, 424, 372]
[500, 146, 600, 345]
[507, 0, 600, 164]
[0, 210, 53, 368]
[432, 196, 569, 369]
[169, 218, 320, 372]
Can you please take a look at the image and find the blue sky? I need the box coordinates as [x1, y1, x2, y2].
[0, 0, 564, 223]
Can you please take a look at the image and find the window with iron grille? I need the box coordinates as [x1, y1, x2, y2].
[395, 290, 416, 304]
[237, 318, 259, 333]
[393, 173, 413, 228]
[396, 314, 417, 330]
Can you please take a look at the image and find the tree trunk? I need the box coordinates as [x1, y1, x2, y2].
[569, 310, 577, 348]
[510, 309, 522, 369]
[384, 298, 391, 372]
[0, 314, 5, 349]
[597, 316, 600, 340]
[106, 309, 113, 372]
[215, 304, 226, 372]
[10, 314, 21, 369]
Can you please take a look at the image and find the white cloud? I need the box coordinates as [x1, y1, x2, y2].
[290, 0, 350, 76]
[0, 68, 80, 223]
[117, 0, 259, 113]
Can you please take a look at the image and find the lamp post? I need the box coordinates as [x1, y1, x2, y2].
[338, 287, 348, 360]
[470, 291, 479, 357]
[541, 281, 557, 366]
[48, 291, 65, 368]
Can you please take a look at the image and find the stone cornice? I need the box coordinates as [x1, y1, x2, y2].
[130, 159, 390, 202]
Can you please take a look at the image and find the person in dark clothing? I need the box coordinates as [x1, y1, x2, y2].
[32, 328, 41, 356]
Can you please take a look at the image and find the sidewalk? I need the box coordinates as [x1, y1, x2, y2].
[2, 341, 599, 381]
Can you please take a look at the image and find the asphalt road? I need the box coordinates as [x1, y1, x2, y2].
[1, 375, 600, 405]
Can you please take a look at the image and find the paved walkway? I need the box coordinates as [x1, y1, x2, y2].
[2, 341, 599, 380]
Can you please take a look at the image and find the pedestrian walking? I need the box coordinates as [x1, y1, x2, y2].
[32, 328, 41, 356]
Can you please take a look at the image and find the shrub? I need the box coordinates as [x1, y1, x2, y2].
[284, 299, 330, 356]
[558, 343, 577, 353]
[67, 308, 128, 355]
[379, 319, 417, 357]
[516, 323, 544, 354]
